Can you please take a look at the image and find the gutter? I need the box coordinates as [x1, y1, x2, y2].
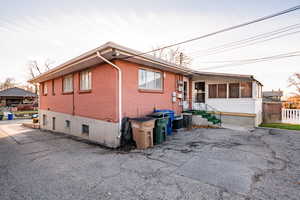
[96, 51, 122, 138]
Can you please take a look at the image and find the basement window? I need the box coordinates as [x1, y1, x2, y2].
[52, 117, 56, 130]
[42, 114, 46, 126]
[65, 120, 70, 128]
[82, 124, 89, 135]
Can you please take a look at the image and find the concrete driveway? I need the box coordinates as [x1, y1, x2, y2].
[0, 120, 299, 200]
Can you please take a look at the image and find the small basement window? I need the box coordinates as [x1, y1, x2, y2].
[65, 120, 70, 128]
[42, 114, 46, 126]
[82, 124, 89, 135]
[52, 117, 56, 130]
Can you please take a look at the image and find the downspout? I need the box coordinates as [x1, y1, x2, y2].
[96, 51, 122, 138]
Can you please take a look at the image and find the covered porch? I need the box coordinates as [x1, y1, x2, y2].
[183, 72, 263, 127]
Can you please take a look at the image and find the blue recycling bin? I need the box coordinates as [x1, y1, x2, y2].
[154, 109, 175, 135]
[8, 113, 14, 120]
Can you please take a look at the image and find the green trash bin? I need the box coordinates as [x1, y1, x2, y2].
[148, 112, 169, 145]
[153, 117, 168, 144]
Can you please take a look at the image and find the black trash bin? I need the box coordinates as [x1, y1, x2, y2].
[173, 116, 183, 130]
[182, 113, 192, 129]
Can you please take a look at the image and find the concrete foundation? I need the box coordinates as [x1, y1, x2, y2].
[192, 115, 213, 126]
[192, 114, 257, 129]
[220, 115, 256, 128]
[39, 109, 120, 148]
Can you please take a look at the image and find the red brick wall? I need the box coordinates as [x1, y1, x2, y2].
[40, 63, 117, 122]
[40, 60, 183, 122]
[116, 60, 182, 118]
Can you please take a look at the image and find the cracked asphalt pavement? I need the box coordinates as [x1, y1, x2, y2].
[0, 120, 300, 200]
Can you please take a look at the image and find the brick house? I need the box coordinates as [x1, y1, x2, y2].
[29, 42, 263, 147]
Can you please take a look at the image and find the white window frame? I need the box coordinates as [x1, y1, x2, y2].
[138, 69, 163, 90]
[63, 75, 73, 93]
[43, 83, 48, 95]
[80, 70, 92, 91]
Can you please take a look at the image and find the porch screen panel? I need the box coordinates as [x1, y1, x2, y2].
[229, 83, 240, 98]
[217, 84, 227, 98]
[241, 82, 252, 98]
[208, 84, 217, 98]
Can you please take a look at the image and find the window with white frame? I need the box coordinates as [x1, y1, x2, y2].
[80, 70, 92, 91]
[138, 69, 162, 90]
[43, 83, 48, 95]
[63, 75, 73, 93]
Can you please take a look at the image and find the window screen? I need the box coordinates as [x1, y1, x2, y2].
[229, 83, 240, 98]
[217, 84, 227, 98]
[208, 84, 217, 98]
[241, 82, 252, 98]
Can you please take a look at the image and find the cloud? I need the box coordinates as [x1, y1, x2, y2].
[0, 0, 299, 95]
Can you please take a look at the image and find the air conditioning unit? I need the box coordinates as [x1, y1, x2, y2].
[177, 93, 183, 99]
[172, 92, 177, 97]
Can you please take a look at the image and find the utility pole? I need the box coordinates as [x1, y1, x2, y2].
[179, 52, 183, 67]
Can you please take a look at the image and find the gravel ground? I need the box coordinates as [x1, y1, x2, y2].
[0, 120, 299, 200]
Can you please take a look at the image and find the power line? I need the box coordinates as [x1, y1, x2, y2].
[192, 29, 300, 58]
[193, 51, 300, 70]
[122, 5, 300, 60]
[188, 23, 300, 56]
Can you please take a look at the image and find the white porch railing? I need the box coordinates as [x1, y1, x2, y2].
[282, 109, 300, 124]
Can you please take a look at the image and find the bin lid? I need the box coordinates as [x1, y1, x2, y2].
[182, 112, 192, 115]
[148, 112, 167, 117]
[174, 116, 183, 120]
[154, 109, 175, 114]
[130, 117, 155, 122]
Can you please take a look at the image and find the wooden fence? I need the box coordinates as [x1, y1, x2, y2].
[282, 109, 300, 124]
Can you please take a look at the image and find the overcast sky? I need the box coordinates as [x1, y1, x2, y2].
[0, 0, 299, 96]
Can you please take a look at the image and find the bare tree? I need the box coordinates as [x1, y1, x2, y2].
[27, 59, 54, 94]
[288, 73, 300, 95]
[0, 78, 16, 90]
[151, 47, 192, 68]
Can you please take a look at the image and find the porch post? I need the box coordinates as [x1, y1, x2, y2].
[189, 78, 193, 109]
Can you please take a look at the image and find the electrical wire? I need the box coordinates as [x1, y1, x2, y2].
[188, 23, 300, 56]
[193, 51, 300, 70]
[121, 5, 300, 60]
[192, 30, 300, 59]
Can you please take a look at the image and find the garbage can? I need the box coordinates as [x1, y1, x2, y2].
[173, 115, 183, 130]
[182, 113, 192, 129]
[7, 113, 14, 120]
[130, 117, 155, 149]
[148, 112, 169, 145]
[154, 109, 175, 135]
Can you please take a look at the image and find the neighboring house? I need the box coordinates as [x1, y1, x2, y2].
[0, 87, 37, 107]
[263, 90, 283, 102]
[262, 90, 283, 123]
[29, 42, 263, 148]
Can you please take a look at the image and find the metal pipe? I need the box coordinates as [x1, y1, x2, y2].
[96, 51, 122, 137]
